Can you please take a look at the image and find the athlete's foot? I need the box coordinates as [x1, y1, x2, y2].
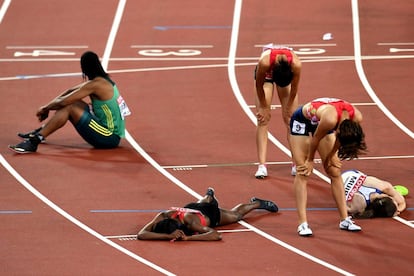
[206, 187, 219, 206]
[17, 126, 45, 143]
[250, 197, 278, 212]
[297, 222, 313, 237]
[9, 134, 42, 154]
[255, 164, 268, 179]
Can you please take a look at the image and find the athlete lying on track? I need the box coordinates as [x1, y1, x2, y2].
[342, 169, 406, 218]
[137, 188, 278, 241]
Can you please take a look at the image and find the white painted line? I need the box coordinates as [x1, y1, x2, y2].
[378, 42, 414, 46]
[105, 229, 253, 240]
[393, 216, 414, 228]
[247, 102, 378, 109]
[162, 155, 414, 170]
[0, 0, 11, 24]
[352, 0, 414, 140]
[131, 45, 213, 48]
[1, 54, 413, 64]
[228, 3, 330, 183]
[1, 1, 175, 275]
[0, 155, 174, 276]
[254, 44, 337, 47]
[389, 48, 414, 53]
[6, 45, 88, 49]
[125, 131, 203, 200]
[14, 50, 75, 57]
[101, 0, 126, 70]
[352, 0, 414, 230]
[229, 1, 354, 276]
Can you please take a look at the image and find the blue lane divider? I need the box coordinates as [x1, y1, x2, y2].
[0, 210, 32, 214]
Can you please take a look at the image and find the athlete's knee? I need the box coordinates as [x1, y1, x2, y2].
[68, 102, 88, 123]
[324, 165, 341, 178]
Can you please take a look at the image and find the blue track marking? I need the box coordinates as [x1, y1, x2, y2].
[0, 210, 32, 214]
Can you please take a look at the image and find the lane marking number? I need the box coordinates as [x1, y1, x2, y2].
[14, 50, 75, 57]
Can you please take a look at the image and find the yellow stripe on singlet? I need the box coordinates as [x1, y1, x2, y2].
[88, 119, 113, 136]
[101, 105, 114, 131]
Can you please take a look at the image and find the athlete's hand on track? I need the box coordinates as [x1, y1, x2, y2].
[169, 230, 186, 241]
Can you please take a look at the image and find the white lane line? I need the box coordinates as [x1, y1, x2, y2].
[389, 48, 414, 53]
[351, 0, 414, 139]
[0, 0, 11, 24]
[131, 45, 214, 48]
[227, 2, 330, 184]
[1, 1, 175, 275]
[161, 154, 414, 170]
[101, 0, 126, 70]
[378, 42, 414, 46]
[99, 1, 175, 274]
[0, 155, 174, 276]
[228, 1, 354, 276]
[6, 45, 88, 49]
[105, 229, 253, 240]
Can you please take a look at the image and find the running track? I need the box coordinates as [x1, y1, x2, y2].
[0, 0, 413, 275]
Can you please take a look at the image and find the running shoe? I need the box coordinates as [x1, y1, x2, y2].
[206, 187, 219, 206]
[9, 134, 42, 154]
[18, 127, 45, 143]
[250, 197, 278, 212]
[255, 164, 268, 179]
[339, 216, 362, 231]
[297, 222, 313, 237]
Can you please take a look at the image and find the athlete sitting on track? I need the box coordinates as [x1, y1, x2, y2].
[137, 188, 278, 241]
[9, 51, 130, 154]
[342, 169, 406, 218]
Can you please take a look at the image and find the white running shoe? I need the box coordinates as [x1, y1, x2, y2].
[255, 164, 268, 179]
[339, 216, 362, 231]
[297, 222, 313, 237]
[291, 163, 297, 176]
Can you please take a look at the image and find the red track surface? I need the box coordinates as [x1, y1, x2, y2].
[1, 0, 413, 275]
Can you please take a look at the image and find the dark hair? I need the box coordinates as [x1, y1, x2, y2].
[80, 51, 108, 80]
[337, 119, 367, 160]
[355, 197, 397, 218]
[152, 218, 193, 236]
[272, 59, 293, 87]
[153, 218, 180, 234]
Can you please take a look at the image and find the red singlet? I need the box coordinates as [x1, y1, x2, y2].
[305, 97, 355, 124]
[169, 207, 207, 226]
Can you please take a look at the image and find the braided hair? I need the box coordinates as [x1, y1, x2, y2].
[80, 51, 108, 80]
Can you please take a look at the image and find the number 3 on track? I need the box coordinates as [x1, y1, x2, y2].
[138, 49, 201, 56]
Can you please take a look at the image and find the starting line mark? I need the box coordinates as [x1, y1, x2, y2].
[14, 50, 76, 57]
[105, 229, 253, 240]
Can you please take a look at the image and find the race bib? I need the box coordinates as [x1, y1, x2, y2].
[170, 207, 201, 214]
[292, 120, 306, 135]
[117, 95, 131, 120]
